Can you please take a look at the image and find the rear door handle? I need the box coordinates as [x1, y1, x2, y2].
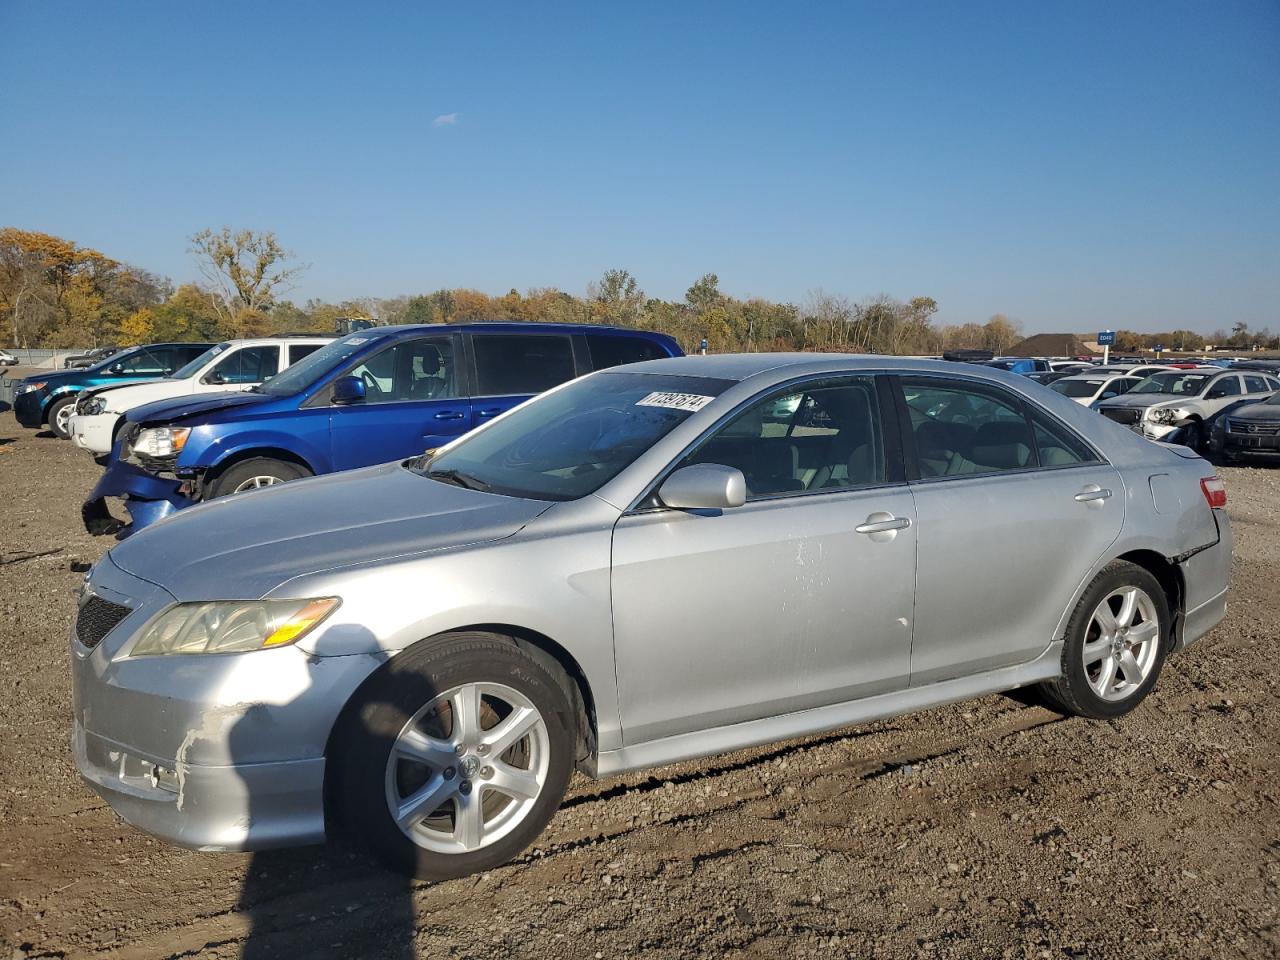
[1074, 484, 1112, 504]
[476, 408, 504, 418]
[433, 411, 465, 421]
[855, 512, 911, 541]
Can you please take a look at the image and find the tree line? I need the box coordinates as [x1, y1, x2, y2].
[4, 226, 1273, 356]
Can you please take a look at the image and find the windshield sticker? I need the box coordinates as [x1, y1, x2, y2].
[343, 337, 368, 345]
[635, 391, 716, 412]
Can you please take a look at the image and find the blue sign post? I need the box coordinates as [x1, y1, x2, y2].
[1097, 329, 1115, 364]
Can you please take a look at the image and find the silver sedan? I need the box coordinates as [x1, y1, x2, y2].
[70, 355, 1232, 878]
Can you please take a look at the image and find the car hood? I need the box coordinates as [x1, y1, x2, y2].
[90, 377, 193, 412]
[127, 390, 273, 425]
[107, 461, 554, 600]
[1097, 393, 1185, 410]
[21, 369, 81, 389]
[1223, 401, 1280, 422]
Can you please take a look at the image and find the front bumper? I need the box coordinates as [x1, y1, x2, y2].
[13, 390, 46, 428]
[82, 457, 192, 537]
[69, 554, 388, 850]
[68, 412, 117, 454]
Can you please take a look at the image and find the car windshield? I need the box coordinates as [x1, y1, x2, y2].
[1050, 379, 1104, 398]
[256, 334, 378, 396]
[416, 371, 734, 501]
[1129, 372, 1208, 396]
[172, 342, 232, 380]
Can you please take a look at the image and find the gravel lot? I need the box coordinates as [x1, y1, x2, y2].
[1, 406, 1277, 960]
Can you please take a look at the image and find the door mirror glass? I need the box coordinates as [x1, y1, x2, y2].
[332, 375, 367, 405]
[658, 464, 746, 510]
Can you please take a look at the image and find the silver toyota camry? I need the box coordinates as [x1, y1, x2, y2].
[70, 355, 1232, 878]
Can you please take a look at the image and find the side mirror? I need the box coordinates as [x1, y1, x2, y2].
[1206, 388, 1227, 399]
[203, 371, 225, 385]
[658, 464, 746, 511]
[332, 375, 367, 405]
[108, 363, 124, 375]
[1101, 391, 1117, 400]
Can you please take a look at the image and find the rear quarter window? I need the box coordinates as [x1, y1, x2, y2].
[586, 334, 669, 370]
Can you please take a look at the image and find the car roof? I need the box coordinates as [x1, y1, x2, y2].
[1055, 372, 1140, 381]
[366, 322, 675, 338]
[608, 352, 1061, 382]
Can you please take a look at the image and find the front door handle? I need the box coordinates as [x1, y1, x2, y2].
[1074, 484, 1112, 505]
[433, 411, 465, 421]
[855, 512, 911, 542]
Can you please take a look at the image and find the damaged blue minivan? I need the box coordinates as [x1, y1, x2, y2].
[84, 322, 682, 536]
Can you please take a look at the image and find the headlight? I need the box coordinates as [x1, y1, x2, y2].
[133, 425, 191, 458]
[1149, 408, 1184, 424]
[16, 381, 46, 395]
[128, 598, 340, 657]
[80, 396, 107, 416]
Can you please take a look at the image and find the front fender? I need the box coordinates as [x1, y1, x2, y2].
[178, 424, 330, 476]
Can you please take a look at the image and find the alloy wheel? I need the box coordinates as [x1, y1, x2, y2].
[385, 682, 550, 854]
[1082, 586, 1160, 701]
[232, 475, 283, 492]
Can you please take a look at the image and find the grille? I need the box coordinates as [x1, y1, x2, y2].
[76, 596, 132, 650]
[1101, 407, 1142, 425]
[1228, 418, 1280, 436]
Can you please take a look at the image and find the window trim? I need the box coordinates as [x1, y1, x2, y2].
[889, 372, 1108, 484]
[625, 372, 905, 515]
[464, 331, 579, 400]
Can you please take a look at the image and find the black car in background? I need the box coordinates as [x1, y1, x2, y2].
[64, 346, 120, 369]
[1210, 391, 1280, 462]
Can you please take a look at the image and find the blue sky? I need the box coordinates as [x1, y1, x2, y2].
[2, 1, 1277, 334]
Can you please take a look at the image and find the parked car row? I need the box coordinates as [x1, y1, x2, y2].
[946, 354, 1280, 461]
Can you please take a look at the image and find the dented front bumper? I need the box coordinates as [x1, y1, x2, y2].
[82, 458, 192, 537]
[69, 554, 387, 850]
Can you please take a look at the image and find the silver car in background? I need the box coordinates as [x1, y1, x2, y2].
[70, 355, 1232, 879]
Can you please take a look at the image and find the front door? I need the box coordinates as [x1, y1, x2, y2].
[611, 375, 917, 745]
[895, 375, 1124, 686]
[329, 335, 470, 469]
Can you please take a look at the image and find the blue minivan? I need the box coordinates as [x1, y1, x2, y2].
[84, 322, 683, 535]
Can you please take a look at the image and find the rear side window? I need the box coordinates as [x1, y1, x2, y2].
[472, 334, 576, 396]
[1030, 413, 1098, 466]
[1244, 375, 1269, 393]
[585, 334, 668, 370]
[289, 343, 324, 365]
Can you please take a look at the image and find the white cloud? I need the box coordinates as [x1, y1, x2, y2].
[433, 113, 458, 127]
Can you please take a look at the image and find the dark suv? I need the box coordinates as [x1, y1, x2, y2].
[85, 322, 683, 535]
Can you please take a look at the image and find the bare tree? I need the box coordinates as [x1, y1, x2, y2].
[189, 228, 307, 334]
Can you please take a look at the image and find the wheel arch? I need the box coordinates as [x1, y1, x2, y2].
[205, 446, 316, 488]
[1113, 548, 1185, 646]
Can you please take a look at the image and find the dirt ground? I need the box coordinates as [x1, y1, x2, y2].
[0, 404, 1277, 960]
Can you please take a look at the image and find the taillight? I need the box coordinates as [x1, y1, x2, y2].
[1200, 476, 1227, 509]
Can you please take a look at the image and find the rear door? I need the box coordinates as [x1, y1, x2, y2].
[894, 374, 1124, 686]
[328, 334, 469, 469]
[611, 375, 917, 744]
[466, 332, 579, 428]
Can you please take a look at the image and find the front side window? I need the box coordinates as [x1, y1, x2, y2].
[210, 345, 280, 384]
[473, 334, 576, 396]
[679, 377, 885, 498]
[111, 348, 166, 375]
[419, 372, 733, 500]
[348, 338, 458, 404]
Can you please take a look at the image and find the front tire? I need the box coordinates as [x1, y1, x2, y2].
[208, 457, 310, 498]
[331, 633, 577, 880]
[1041, 561, 1170, 719]
[47, 396, 76, 439]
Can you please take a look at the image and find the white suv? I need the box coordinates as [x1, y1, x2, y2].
[1096, 368, 1280, 447]
[67, 337, 332, 455]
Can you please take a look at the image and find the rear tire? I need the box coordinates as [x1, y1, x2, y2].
[331, 633, 576, 880]
[1040, 561, 1170, 720]
[208, 457, 309, 498]
[47, 396, 76, 439]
